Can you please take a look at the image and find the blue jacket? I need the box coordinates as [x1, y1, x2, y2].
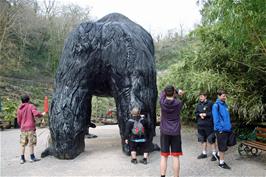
[212, 99, 232, 132]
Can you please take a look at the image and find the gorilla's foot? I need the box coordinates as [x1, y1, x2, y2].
[41, 147, 51, 158]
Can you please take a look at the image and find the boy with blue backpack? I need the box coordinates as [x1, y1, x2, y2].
[124, 107, 149, 164]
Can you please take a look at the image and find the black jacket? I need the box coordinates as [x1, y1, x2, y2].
[195, 100, 213, 128]
[124, 115, 149, 140]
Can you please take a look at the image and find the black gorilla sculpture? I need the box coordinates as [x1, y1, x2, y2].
[42, 13, 158, 159]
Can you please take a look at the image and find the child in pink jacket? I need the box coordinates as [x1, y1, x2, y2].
[17, 95, 46, 164]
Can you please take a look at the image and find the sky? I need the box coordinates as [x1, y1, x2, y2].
[58, 0, 202, 37]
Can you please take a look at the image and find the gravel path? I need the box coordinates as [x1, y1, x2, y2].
[1, 125, 265, 176]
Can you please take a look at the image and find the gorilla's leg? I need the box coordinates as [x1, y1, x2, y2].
[129, 73, 159, 153]
[48, 86, 91, 159]
[113, 89, 131, 154]
[111, 73, 158, 155]
[43, 22, 104, 159]
[109, 73, 132, 154]
[42, 92, 92, 159]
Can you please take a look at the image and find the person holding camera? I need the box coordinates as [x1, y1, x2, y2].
[159, 85, 184, 177]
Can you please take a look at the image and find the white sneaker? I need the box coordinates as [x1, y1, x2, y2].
[20, 159, 26, 164]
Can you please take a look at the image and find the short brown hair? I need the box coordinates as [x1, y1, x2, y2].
[217, 89, 227, 96]
[199, 92, 207, 96]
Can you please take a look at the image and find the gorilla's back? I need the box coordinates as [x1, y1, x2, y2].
[98, 13, 155, 72]
[56, 13, 155, 96]
[81, 13, 156, 96]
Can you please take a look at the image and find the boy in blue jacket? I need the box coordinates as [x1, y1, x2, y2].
[212, 89, 232, 169]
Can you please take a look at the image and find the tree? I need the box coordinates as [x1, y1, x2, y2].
[0, 0, 92, 79]
[158, 0, 266, 125]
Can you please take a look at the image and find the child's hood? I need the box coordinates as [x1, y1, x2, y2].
[19, 103, 30, 110]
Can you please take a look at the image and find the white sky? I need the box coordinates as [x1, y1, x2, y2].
[58, 0, 202, 37]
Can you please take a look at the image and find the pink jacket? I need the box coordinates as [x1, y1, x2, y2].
[17, 103, 43, 131]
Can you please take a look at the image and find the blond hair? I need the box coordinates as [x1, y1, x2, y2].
[131, 107, 140, 116]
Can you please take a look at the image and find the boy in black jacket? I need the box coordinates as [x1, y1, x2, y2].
[195, 92, 218, 161]
[124, 107, 149, 164]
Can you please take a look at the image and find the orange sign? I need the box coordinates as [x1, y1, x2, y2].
[44, 96, 49, 113]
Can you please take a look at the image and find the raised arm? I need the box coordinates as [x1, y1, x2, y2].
[159, 91, 166, 105]
[31, 105, 44, 118]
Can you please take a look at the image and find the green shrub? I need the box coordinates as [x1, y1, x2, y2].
[1, 97, 19, 122]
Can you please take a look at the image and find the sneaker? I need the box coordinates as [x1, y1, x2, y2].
[131, 159, 137, 164]
[20, 159, 26, 164]
[30, 157, 41, 162]
[211, 153, 219, 161]
[197, 153, 207, 159]
[139, 158, 148, 164]
[219, 162, 231, 169]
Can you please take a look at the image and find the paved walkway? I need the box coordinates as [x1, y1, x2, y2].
[1, 125, 266, 176]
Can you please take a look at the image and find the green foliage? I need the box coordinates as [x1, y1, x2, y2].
[91, 97, 116, 121]
[157, 0, 266, 125]
[155, 34, 195, 71]
[158, 57, 232, 122]
[1, 97, 19, 122]
[0, 77, 53, 125]
[0, 0, 91, 80]
[196, 0, 266, 123]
